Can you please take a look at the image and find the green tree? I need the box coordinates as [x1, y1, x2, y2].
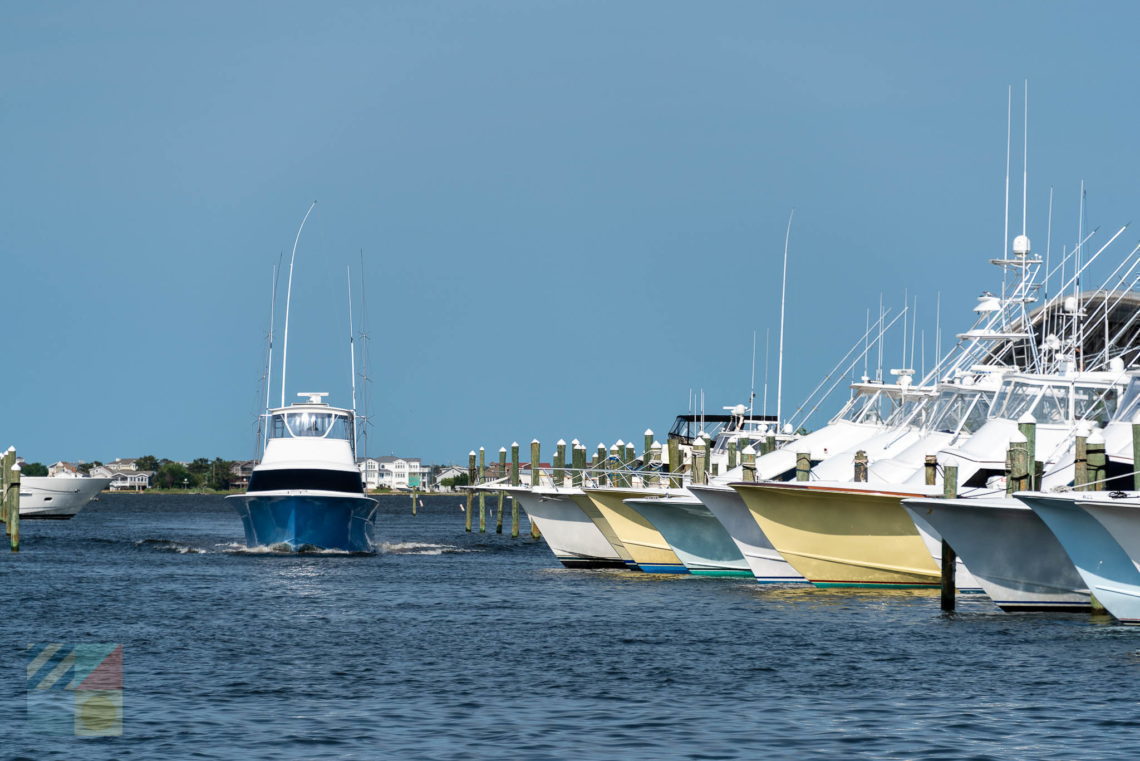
[78, 461, 102, 475]
[207, 458, 235, 491]
[20, 462, 48, 477]
[155, 461, 194, 490]
[441, 473, 469, 488]
[136, 455, 159, 472]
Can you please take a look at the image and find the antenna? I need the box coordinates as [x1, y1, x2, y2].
[1002, 86, 1012, 302]
[347, 266, 358, 454]
[1076, 181, 1085, 369]
[749, 330, 757, 416]
[280, 200, 318, 407]
[1045, 186, 1054, 339]
[763, 328, 770, 417]
[359, 249, 372, 460]
[776, 209, 793, 430]
[1022, 79, 1029, 238]
[257, 256, 282, 456]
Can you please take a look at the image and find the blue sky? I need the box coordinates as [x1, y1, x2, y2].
[3, 1, 1139, 465]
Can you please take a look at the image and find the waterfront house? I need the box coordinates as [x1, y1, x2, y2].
[357, 456, 431, 490]
[89, 459, 155, 491]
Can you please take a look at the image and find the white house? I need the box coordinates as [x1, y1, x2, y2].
[89, 459, 155, 491]
[48, 461, 82, 477]
[433, 465, 467, 492]
[357, 456, 431, 490]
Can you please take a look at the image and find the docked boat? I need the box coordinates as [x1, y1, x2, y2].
[19, 475, 112, 519]
[503, 483, 627, 569]
[1016, 491, 1140, 623]
[228, 393, 378, 552]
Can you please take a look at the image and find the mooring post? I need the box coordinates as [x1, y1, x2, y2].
[529, 440, 541, 539]
[765, 432, 777, 456]
[692, 438, 707, 486]
[554, 439, 566, 487]
[510, 442, 520, 487]
[6, 461, 20, 553]
[496, 447, 506, 534]
[465, 451, 476, 533]
[1018, 414, 1038, 490]
[853, 450, 868, 482]
[609, 443, 622, 488]
[1007, 432, 1029, 496]
[595, 443, 607, 486]
[478, 447, 486, 533]
[1132, 413, 1140, 491]
[700, 434, 712, 482]
[643, 429, 654, 461]
[924, 455, 937, 486]
[795, 452, 810, 482]
[1074, 424, 1090, 491]
[667, 438, 681, 489]
[742, 444, 757, 482]
[411, 487, 417, 516]
[1087, 428, 1107, 491]
[941, 462, 959, 612]
[939, 457, 957, 610]
[728, 438, 738, 471]
[573, 442, 586, 487]
[650, 440, 663, 486]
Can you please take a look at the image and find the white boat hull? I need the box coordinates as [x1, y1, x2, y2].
[903, 496, 1090, 612]
[507, 487, 626, 568]
[19, 477, 111, 519]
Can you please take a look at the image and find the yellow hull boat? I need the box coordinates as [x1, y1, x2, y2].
[583, 488, 689, 573]
[733, 482, 940, 588]
[565, 491, 637, 568]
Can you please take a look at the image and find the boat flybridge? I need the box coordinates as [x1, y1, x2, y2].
[230, 394, 379, 552]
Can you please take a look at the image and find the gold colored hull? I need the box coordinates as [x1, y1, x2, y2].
[584, 489, 689, 573]
[734, 482, 939, 588]
[565, 492, 635, 565]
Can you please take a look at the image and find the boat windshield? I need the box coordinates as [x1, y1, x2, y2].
[928, 390, 989, 435]
[834, 390, 885, 425]
[1074, 386, 1117, 427]
[270, 411, 354, 441]
[1116, 377, 1140, 422]
[884, 395, 931, 428]
[992, 381, 1118, 425]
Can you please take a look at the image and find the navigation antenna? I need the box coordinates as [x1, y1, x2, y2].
[280, 200, 318, 407]
[346, 265, 359, 455]
[358, 249, 372, 461]
[749, 329, 757, 417]
[776, 209, 794, 433]
[256, 255, 283, 458]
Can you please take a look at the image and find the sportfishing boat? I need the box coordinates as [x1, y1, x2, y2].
[502, 482, 627, 569]
[228, 202, 378, 552]
[1016, 491, 1140, 623]
[19, 475, 112, 519]
[229, 393, 378, 552]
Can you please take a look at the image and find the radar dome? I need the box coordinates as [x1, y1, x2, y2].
[1012, 234, 1031, 256]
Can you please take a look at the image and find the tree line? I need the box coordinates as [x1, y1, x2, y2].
[19, 456, 242, 491]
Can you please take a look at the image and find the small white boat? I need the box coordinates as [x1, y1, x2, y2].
[19, 476, 112, 519]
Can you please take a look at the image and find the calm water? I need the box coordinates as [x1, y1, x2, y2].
[3, 493, 1138, 760]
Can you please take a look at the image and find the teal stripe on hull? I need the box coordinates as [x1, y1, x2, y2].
[690, 569, 755, 578]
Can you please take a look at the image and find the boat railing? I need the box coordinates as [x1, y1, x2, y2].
[474, 460, 694, 490]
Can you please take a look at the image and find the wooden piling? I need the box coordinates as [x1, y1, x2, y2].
[554, 439, 566, 487]
[742, 444, 757, 482]
[596, 443, 607, 486]
[530, 440, 541, 538]
[643, 429, 654, 461]
[1074, 429, 1089, 491]
[1087, 429, 1107, 491]
[853, 450, 868, 482]
[478, 447, 486, 533]
[609, 443, 622, 488]
[667, 438, 681, 489]
[497, 447, 506, 534]
[941, 463, 959, 612]
[924, 455, 937, 486]
[1132, 417, 1140, 491]
[728, 439, 738, 471]
[572, 443, 586, 487]
[1018, 414, 1038, 490]
[1006, 433, 1029, 496]
[411, 488, 417, 516]
[2, 447, 19, 552]
[765, 433, 777, 456]
[692, 439, 707, 486]
[795, 452, 810, 482]
[465, 450, 476, 532]
[510, 442, 520, 487]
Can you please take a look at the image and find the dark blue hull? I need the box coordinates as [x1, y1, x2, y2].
[229, 493, 379, 553]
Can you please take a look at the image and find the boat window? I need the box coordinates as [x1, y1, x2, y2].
[1074, 386, 1118, 426]
[1115, 378, 1140, 421]
[994, 382, 1042, 420]
[930, 391, 983, 434]
[1035, 385, 1070, 424]
[268, 412, 353, 440]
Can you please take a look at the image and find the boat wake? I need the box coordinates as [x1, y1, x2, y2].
[135, 538, 207, 554]
[380, 541, 472, 556]
[216, 541, 361, 555]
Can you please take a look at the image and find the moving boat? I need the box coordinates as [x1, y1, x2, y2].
[19, 475, 112, 519]
[228, 393, 378, 552]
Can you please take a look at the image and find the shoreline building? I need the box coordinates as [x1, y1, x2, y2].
[357, 456, 431, 491]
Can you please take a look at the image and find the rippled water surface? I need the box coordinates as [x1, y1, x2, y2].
[4, 494, 1139, 760]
